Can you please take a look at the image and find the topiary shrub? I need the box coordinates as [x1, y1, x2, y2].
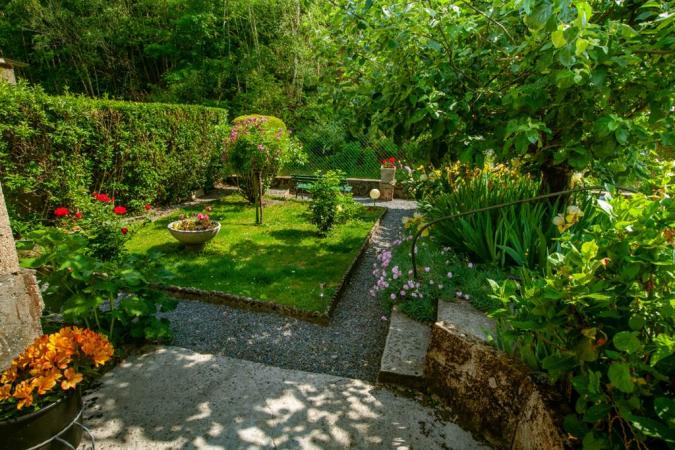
[224, 114, 304, 224]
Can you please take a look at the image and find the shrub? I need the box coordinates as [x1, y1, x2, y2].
[490, 191, 675, 449]
[416, 162, 594, 269]
[0, 82, 229, 232]
[307, 170, 358, 235]
[22, 198, 177, 343]
[224, 114, 304, 224]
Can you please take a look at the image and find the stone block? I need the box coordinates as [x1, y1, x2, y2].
[0, 270, 44, 370]
[378, 183, 395, 201]
[425, 321, 565, 450]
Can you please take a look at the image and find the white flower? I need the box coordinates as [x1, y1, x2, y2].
[447, 272, 453, 278]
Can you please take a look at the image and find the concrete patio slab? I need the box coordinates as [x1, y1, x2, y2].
[83, 346, 488, 449]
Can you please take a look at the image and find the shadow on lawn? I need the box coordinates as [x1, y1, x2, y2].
[142, 235, 365, 308]
[83, 347, 484, 449]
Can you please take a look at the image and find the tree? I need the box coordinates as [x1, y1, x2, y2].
[326, 0, 674, 189]
[224, 115, 304, 224]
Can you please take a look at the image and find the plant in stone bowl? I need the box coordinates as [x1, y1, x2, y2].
[0, 327, 114, 449]
[168, 211, 221, 245]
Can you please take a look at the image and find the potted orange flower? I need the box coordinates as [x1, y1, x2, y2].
[0, 327, 114, 449]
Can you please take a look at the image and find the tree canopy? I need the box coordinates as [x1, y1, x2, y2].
[1, 0, 672, 186]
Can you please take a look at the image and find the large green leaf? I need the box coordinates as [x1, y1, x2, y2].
[608, 363, 634, 393]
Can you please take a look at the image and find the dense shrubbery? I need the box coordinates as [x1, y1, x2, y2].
[491, 190, 675, 449]
[0, 82, 228, 232]
[405, 162, 594, 269]
[22, 193, 176, 343]
[308, 170, 361, 235]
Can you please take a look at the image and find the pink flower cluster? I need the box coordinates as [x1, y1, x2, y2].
[369, 245, 424, 301]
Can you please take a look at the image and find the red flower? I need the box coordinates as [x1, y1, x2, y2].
[388, 157, 396, 163]
[113, 206, 127, 215]
[144, 204, 152, 211]
[120, 227, 128, 235]
[74, 211, 83, 219]
[95, 193, 112, 203]
[54, 207, 69, 217]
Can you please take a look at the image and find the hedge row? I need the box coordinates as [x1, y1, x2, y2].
[0, 82, 228, 229]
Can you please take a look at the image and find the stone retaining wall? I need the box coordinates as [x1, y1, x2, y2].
[0, 182, 43, 370]
[425, 321, 567, 450]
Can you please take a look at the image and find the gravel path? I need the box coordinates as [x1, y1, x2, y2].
[161, 198, 416, 381]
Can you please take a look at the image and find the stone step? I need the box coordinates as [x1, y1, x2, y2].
[436, 300, 496, 342]
[378, 307, 431, 387]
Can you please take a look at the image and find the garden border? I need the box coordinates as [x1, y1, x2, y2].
[156, 207, 387, 325]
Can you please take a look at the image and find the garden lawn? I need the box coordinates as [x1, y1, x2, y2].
[127, 195, 384, 313]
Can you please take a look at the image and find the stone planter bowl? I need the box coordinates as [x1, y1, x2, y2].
[168, 221, 221, 245]
[380, 167, 396, 184]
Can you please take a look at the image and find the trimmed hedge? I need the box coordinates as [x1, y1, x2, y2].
[0, 82, 228, 228]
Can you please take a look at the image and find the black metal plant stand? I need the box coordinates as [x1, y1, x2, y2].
[25, 408, 96, 450]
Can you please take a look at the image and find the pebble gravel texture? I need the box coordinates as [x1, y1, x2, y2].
[161, 198, 417, 381]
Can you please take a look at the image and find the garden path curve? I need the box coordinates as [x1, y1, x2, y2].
[161, 198, 416, 381]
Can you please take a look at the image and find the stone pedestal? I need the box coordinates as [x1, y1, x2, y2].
[378, 182, 395, 201]
[0, 183, 44, 369]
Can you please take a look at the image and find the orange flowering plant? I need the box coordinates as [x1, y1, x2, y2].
[0, 327, 113, 420]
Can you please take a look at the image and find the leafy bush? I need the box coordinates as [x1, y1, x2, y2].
[490, 191, 675, 449]
[307, 170, 359, 235]
[224, 114, 304, 223]
[23, 227, 176, 344]
[21, 195, 176, 343]
[0, 82, 229, 232]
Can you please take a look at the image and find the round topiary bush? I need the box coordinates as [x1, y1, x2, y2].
[224, 114, 304, 224]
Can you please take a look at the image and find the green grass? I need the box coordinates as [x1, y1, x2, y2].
[126, 194, 384, 313]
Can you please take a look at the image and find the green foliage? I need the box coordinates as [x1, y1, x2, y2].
[372, 216, 508, 322]
[415, 162, 593, 268]
[125, 195, 383, 313]
[0, 82, 228, 231]
[307, 170, 356, 235]
[225, 115, 303, 223]
[490, 190, 675, 448]
[0, 0, 327, 123]
[22, 228, 177, 343]
[327, 1, 674, 187]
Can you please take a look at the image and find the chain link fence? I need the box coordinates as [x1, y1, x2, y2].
[281, 122, 404, 179]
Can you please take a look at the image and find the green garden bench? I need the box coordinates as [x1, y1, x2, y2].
[291, 174, 352, 198]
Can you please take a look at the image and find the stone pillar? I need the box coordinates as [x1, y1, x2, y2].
[0, 182, 44, 369]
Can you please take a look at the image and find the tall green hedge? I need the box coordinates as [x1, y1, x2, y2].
[0, 82, 228, 229]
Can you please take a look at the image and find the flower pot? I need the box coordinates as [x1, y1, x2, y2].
[168, 221, 221, 245]
[0, 390, 83, 450]
[380, 167, 396, 185]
